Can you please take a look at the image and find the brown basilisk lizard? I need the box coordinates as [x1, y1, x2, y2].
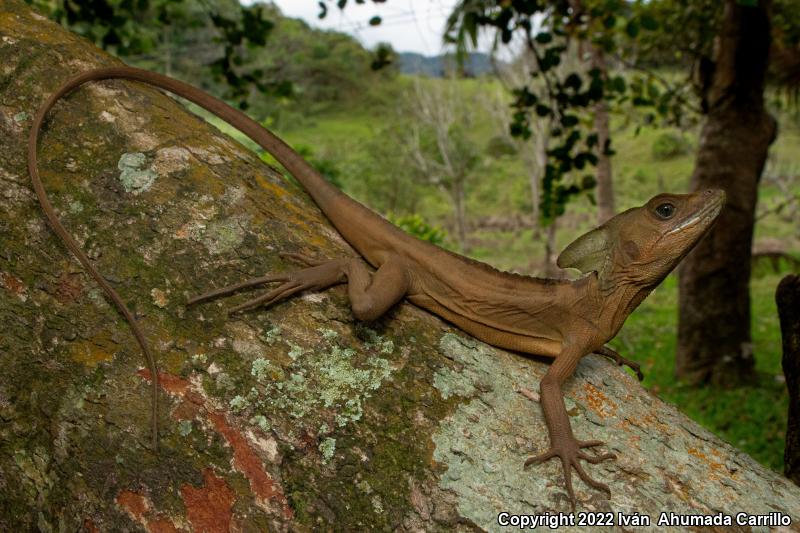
[28, 66, 724, 507]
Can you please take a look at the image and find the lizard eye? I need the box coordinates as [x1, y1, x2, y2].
[654, 202, 676, 220]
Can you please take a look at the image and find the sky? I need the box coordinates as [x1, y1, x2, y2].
[264, 0, 473, 56]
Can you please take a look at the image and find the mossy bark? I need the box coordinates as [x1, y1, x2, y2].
[2, 2, 800, 531]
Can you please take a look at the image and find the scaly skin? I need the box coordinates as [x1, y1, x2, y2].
[28, 66, 725, 507]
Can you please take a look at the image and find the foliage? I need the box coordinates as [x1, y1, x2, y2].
[294, 146, 345, 189]
[27, 0, 276, 107]
[29, 0, 392, 114]
[440, 0, 685, 222]
[651, 132, 691, 160]
[485, 135, 519, 157]
[388, 213, 448, 246]
[260, 144, 345, 190]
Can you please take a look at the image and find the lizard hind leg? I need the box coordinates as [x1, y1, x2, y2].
[187, 254, 410, 321]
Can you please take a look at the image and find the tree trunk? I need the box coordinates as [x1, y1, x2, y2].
[451, 178, 468, 253]
[777, 275, 800, 486]
[567, 0, 615, 224]
[3, 2, 800, 530]
[676, 0, 777, 385]
[591, 47, 615, 224]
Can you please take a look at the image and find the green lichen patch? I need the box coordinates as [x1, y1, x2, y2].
[201, 215, 249, 255]
[432, 332, 564, 527]
[246, 323, 396, 429]
[117, 152, 157, 195]
[319, 437, 336, 462]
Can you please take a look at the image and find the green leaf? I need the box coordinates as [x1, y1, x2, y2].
[369, 15, 381, 26]
[640, 14, 658, 31]
[561, 114, 579, 127]
[610, 75, 626, 93]
[625, 20, 639, 38]
[564, 73, 582, 90]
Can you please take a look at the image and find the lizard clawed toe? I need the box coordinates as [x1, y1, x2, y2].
[186, 273, 291, 306]
[524, 437, 615, 508]
[595, 346, 645, 381]
[227, 281, 305, 314]
[188, 258, 347, 313]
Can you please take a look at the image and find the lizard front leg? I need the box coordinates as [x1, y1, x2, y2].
[187, 253, 409, 321]
[525, 344, 615, 508]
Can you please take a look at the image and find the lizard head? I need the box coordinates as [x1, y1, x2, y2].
[557, 189, 725, 291]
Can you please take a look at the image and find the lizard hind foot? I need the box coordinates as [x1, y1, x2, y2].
[187, 258, 347, 313]
[186, 273, 292, 306]
[524, 438, 615, 508]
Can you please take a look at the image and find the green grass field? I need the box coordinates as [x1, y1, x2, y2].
[200, 75, 798, 472]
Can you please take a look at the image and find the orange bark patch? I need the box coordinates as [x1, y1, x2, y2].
[582, 382, 617, 417]
[255, 175, 286, 199]
[116, 489, 185, 532]
[206, 410, 293, 517]
[137, 369, 190, 395]
[180, 469, 236, 533]
[83, 518, 100, 533]
[141, 369, 293, 519]
[687, 446, 726, 477]
[117, 489, 149, 519]
[0, 272, 25, 297]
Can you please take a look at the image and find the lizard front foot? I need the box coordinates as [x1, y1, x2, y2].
[524, 437, 615, 508]
[595, 346, 644, 381]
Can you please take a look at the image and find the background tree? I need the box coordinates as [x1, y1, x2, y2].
[439, 0, 799, 388]
[400, 79, 480, 252]
[675, 0, 776, 385]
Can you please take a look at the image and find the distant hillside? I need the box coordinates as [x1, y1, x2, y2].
[398, 52, 495, 77]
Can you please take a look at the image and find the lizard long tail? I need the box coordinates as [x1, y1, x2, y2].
[27, 66, 354, 451]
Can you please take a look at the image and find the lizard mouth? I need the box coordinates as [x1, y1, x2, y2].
[665, 194, 724, 236]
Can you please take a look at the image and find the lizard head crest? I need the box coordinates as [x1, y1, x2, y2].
[558, 189, 725, 290]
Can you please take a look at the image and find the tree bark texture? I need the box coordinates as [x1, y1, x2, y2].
[777, 275, 800, 486]
[676, 0, 777, 385]
[2, 2, 800, 531]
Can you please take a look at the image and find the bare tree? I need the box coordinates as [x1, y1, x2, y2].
[489, 45, 591, 273]
[400, 78, 479, 252]
[566, 0, 616, 224]
[488, 56, 550, 238]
